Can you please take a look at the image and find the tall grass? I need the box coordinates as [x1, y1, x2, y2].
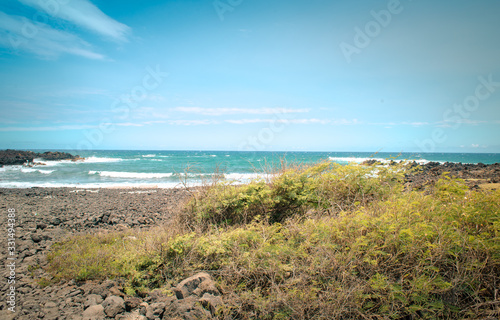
[46, 162, 500, 319]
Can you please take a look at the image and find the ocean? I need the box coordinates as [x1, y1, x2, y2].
[1, 150, 499, 188]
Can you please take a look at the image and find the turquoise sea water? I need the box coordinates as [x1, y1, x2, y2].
[1, 150, 499, 188]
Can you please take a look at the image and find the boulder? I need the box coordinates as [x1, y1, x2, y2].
[174, 272, 212, 299]
[146, 302, 166, 319]
[84, 294, 104, 308]
[102, 295, 125, 318]
[82, 304, 106, 320]
[199, 293, 223, 316]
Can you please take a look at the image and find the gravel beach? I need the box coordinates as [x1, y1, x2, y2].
[0, 187, 192, 320]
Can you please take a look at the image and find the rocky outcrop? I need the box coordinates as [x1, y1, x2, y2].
[405, 161, 500, 189]
[361, 160, 500, 189]
[0, 149, 83, 166]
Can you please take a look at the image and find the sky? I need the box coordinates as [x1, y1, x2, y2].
[0, 0, 499, 153]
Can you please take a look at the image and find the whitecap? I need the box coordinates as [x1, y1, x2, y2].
[20, 168, 54, 174]
[83, 156, 124, 163]
[89, 171, 173, 179]
[328, 157, 438, 166]
[0, 181, 184, 189]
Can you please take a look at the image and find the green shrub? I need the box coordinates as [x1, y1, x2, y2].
[184, 162, 405, 228]
[161, 183, 500, 319]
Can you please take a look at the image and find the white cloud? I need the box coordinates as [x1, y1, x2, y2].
[101, 122, 144, 127]
[173, 107, 310, 116]
[0, 124, 98, 131]
[168, 120, 218, 126]
[143, 120, 167, 125]
[166, 118, 358, 125]
[0, 11, 104, 59]
[18, 0, 131, 42]
[225, 119, 332, 125]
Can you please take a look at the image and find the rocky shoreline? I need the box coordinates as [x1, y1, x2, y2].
[1, 162, 499, 319]
[0, 150, 83, 166]
[0, 187, 204, 320]
[362, 160, 500, 189]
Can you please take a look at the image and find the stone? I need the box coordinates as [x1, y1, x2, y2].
[109, 286, 125, 297]
[192, 280, 220, 297]
[84, 294, 104, 308]
[145, 302, 166, 319]
[125, 296, 142, 311]
[102, 295, 126, 318]
[199, 293, 223, 316]
[82, 304, 106, 320]
[175, 272, 212, 299]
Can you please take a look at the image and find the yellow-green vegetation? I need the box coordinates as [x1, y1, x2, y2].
[47, 163, 500, 319]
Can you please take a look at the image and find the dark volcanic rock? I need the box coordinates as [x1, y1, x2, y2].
[0, 149, 83, 166]
[403, 161, 500, 189]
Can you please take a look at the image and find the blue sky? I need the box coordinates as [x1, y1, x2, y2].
[0, 0, 499, 152]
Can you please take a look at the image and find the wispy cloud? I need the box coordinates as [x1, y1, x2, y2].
[436, 119, 489, 128]
[174, 107, 310, 116]
[102, 122, 144, 127]
[0, 124, 98, 132]
[165, 118, 358, 126]
[0, 11, 104, 60]
[18, 0, 131, 42]
[168, 120, 219, 126]
[225, 118, 333, 125]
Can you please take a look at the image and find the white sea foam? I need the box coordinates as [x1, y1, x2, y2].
[20, 168, 54, 174]
[142, 154, 156, 158]
[0, 181, 185, 189]
[37, 156, 126, 165]
[89, 171, 173, 179]
[329, 157, 387, 164]
[120, 190, 158, 194]
[329, 157, 431, 165]
[84, 156, 125, 163]
[34, 159, 73, 166]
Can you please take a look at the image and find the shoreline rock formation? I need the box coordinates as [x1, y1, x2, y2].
[0, 150, 84, 166]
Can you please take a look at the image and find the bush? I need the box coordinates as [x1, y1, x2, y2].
[183, 162, 405, 228]
[162, 179, 500, 319]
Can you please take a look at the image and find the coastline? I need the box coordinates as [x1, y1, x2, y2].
[1, 162, 499, 319]
[0, 187, 192, 320]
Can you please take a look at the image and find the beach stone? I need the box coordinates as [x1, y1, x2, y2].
[175, 272, 212, 299]
[125, 296, 142, 311]
[31, 233, 43, 243]
[44, 301, 58, 308]
[82, 304, 106, 320]
[84, 294, 104, 308]
[102, 295, 125, 317]
[192, 279, 220, 297]
[22, 300, 40, 313]
[50, 217, 62, 225]
[145, 302, 166, 319]
[109, 286, 125, 297]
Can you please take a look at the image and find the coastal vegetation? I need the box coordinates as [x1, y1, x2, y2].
[46, 162, 500, 319]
